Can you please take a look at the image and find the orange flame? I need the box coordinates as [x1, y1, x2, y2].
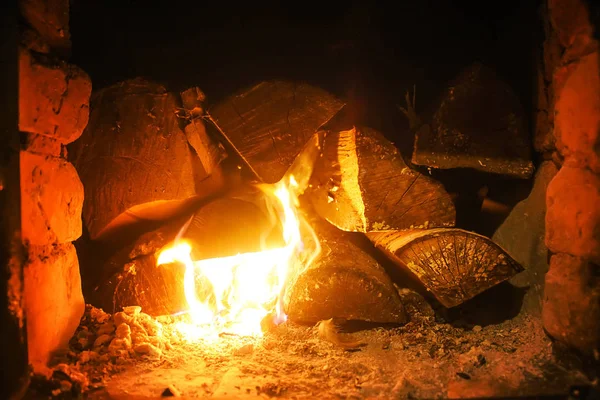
[157, 174, 319, 339]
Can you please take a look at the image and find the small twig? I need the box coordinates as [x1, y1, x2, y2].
[397, 84, 421, 132]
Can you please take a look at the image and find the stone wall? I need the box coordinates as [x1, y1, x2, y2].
[540, 0, 600, 355]
[18, 0, 90, 371]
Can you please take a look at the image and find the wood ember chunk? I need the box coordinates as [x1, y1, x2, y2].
[19, 48, 91, 143]
[210, 80, 345, 183]
[408, 63, 534, 178]
[20, 151, 84, 245]
[69, 78, 220, 239]
[285, 213, 407, 325]
[308, 127, 456, 232]
[367, 228, 524, 308]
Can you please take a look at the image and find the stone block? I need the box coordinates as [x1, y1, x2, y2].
[493, 161, 558, 315]
[18, 0, 71, 57]
[19, 48, 91, 144]
[554, 52, 600, 173]
[546, 166, 600, 263]
[24, 243, 84, 370]
[20, 151, 84, 245]
[548, 0, 594, 50]
[21, 132, 62, 157]
[542, 253, 600, 354]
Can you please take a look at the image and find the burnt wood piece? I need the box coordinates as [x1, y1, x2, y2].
[89, 216, 190, 316]
[209, 80, 345, 184]
[284, 212, 407, 325]
[405, 63, 534, 178]
[183, 193, 284, 261]
[307, 126, 456, 232]
[367, 228, 524, 308]
[69, 78, 223, 240]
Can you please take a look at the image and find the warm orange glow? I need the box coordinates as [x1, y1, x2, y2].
[157, 174, 319, 339]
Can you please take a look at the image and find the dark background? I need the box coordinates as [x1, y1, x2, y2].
[69, 0, 541, 142]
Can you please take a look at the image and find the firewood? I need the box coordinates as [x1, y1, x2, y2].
[182, 193, 284, 261]
[400, 63, 534, 179]
[69, 78, 224, 240]
[307, 126, 456, 232]
[284, 211, 407, 325]
[90, 191, 285, 316]
[209, 80, 345, 184]
[367, 228, 524, 308]
[89, 217, 190, 316]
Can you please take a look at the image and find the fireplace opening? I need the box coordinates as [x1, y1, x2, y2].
[5, 0, 600, 398]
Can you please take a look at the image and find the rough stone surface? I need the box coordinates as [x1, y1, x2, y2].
[24, 243, 84, 370]
[546, 166, 600, 264]
[18, 0, 71, 56]
[554, 51, 600, 173]
[548, 0, 595, 57]
[21, 132, 63, 157]
[542, 253, 600, 354]
[19, 47, 91, 144]
[20, 151, 84, 246]
[493, 161, 558, 315]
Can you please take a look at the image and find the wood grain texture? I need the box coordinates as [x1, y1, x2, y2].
[308, 127, 456, 232]
[69, 78, 215, 239]
[368, 228, 524, 308]
[209, 80, 345, 183]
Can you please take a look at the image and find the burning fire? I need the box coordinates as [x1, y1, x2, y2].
[156, 174, 319, 339]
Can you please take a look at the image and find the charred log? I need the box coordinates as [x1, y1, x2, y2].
[307, 126, 456, 232]
[209, 80, 345, 184]
[89, 216, 190, 316]
[403, 63, 534, 179]
[367, 228, 523, 308]
[183, 193, 284, 261]
[284, 212, 407, 325]
[90, 192, 285, 316]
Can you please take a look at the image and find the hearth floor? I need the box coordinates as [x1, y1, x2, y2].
[26, 304, 591, 399]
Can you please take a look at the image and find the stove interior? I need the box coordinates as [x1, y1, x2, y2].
[4, 1, 600, 399]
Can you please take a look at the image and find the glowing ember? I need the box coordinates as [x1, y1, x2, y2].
[157, 174, 319, 339]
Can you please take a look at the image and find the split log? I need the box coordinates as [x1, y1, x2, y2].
[89, 216, 190, 316]
[307, 126, 456, 232]
[69, 78, 224, 240]
[209, 80, 345, 183]
[90, 192, 285, 316]
[182, 193, 284, 261]
[367, 228, 524, 308]
[402, 63, 534, 178]
[284, 211, 407, 325]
